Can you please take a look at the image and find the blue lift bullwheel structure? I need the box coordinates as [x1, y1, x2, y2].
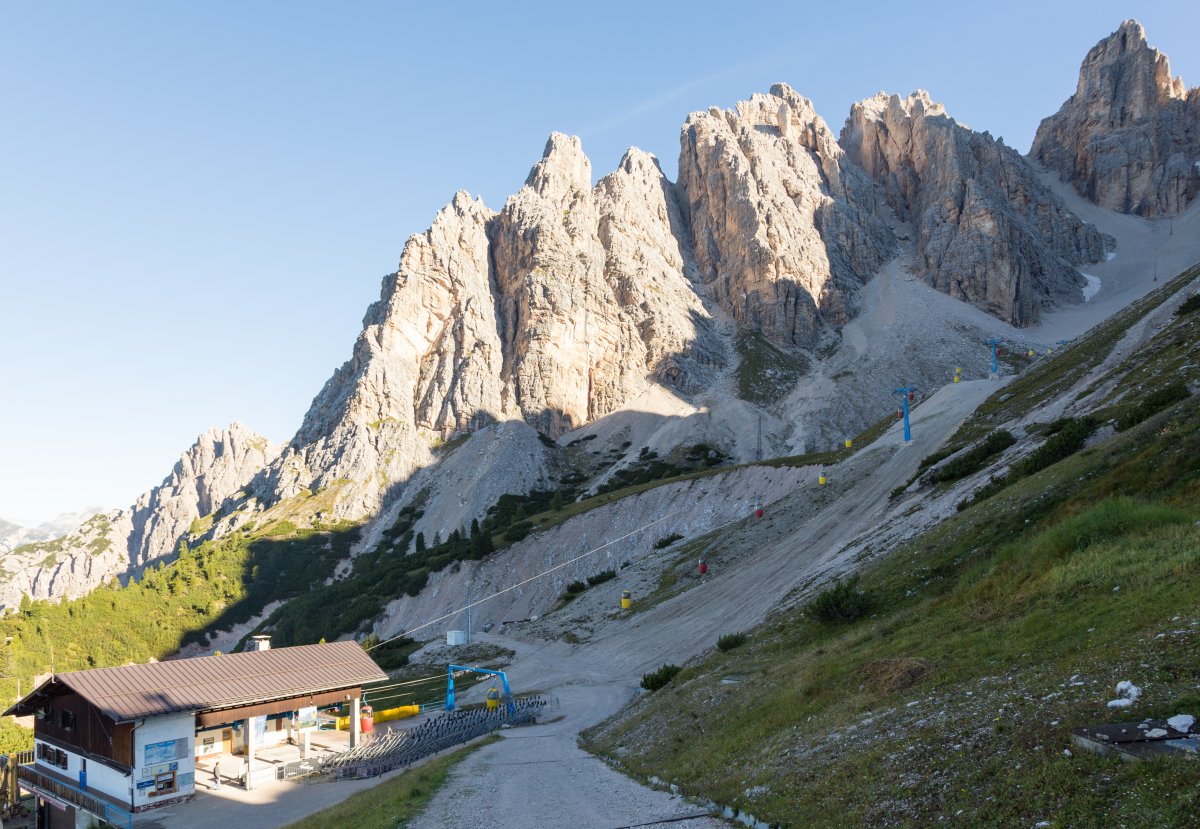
[445, 665, 516, 717]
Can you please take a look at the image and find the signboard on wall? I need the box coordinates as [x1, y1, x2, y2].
[296, 706, 318, 731]
[144, 739, 179, 766]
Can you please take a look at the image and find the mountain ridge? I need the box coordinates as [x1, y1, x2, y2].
[5, 19, 1198, 612]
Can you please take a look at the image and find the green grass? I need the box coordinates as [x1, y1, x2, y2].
[735, 331, 808, 405]
[281, 735, 499, 829]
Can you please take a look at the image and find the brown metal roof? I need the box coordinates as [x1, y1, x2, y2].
[5, 641, 387, 724]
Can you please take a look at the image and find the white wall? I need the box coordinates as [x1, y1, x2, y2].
[33, 739, 132, 812]
[131, 713, 195, 810]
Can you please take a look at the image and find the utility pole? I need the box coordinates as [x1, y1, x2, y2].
[894, 387, 917, 443]
[986, 337, 1003, 376]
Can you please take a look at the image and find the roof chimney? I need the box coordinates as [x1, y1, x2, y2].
[250, 635, 271, 652]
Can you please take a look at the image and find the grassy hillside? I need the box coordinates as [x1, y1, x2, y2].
[584, 273, 1200, 828]
[0, 506, 357, 751]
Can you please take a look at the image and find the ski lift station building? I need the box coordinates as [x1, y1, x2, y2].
[3, 639, 386, 828]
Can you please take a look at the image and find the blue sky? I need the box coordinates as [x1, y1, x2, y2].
[1, 2, 1197, 525]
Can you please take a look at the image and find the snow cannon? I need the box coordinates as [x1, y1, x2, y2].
[620, 590, 632, 611]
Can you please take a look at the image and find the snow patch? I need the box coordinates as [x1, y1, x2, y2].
[1081, 274, 1101, 302]
[1105, 250, 1117, 261]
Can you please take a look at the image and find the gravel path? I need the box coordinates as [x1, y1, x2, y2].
[408, 684, 725, 829]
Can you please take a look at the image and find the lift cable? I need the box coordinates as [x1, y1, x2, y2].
[367, 509, 683, 652]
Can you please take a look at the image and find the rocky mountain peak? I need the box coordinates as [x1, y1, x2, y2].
[1031, 20, 1200, 216]
[525, 132, 592, 202]
[842, 90, 1110, 324]
[678, 84, 896, 347]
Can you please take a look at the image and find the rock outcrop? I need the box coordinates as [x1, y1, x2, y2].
[268, 135, 725, 517]
[1031, 20, 1200, 216]
[0, 423, 275, 608]
[0, 509, 103, 556]
[126, 423, 279, 565]
[842, 91, 1111, 324]
[678, 83, 896, 347]
[490, 135, 723, 436]
[267, 192, 498, 516]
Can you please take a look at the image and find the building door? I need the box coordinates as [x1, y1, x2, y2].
[222, 728, 233, 754]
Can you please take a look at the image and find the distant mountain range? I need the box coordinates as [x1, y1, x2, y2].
[3, 18, 1197, 611]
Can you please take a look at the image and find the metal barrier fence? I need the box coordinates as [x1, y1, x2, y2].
[313, 695, 547, 781]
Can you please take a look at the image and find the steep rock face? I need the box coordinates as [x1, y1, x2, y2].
[842, 91, 1111, 324]
[272, 135, 725, 518]
[595, 148, 725, 394]
[488, 136, 724, 437]
[489, 134, 636, 437]
[0, 424, 275, 607]
[678, 83, 896, 347]
[1031, 20, 1200, 216]
[127, 423, 279, 565]
[268, 193, 501, 515]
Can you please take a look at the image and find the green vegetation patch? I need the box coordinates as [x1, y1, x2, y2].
[735, 331, 809, 406]
[640, 663, 682, 692]
[1116, 380, 1191, 432]
[281, 735, 499, 829]
[0, 510, 358, 712]
[923, 429, 1015, 485]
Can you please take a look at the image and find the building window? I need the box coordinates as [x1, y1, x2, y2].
[55, 749, 68, 770]
[59, 710, 76, 731]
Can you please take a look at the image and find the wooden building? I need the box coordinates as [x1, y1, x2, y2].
[3, 640, 386, 828]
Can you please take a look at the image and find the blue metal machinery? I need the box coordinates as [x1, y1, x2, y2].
[893, 386, 917, 443]
[986, 337, 1003, 374]
[446, 664, 516, 717]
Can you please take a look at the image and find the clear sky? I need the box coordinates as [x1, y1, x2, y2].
[1, 1, 1196, 526]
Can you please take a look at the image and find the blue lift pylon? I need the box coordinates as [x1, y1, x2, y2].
[894, 386, 917, 443]
[986, 337, 1003, 375]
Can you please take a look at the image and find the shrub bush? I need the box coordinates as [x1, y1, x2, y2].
[641, 663, 682, 691]
[1175, 293, 1200, 315]
[653, 533, 684, 549]
[807, 576, 873, 623]
[586, 569, 617, 587]
[565, 580, 587, 595]
[717, 633, 748, 652]
[926, 430, 1015, 484]
[1012, 417, 1096, 477]
[1116, 381, 1190, 431]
